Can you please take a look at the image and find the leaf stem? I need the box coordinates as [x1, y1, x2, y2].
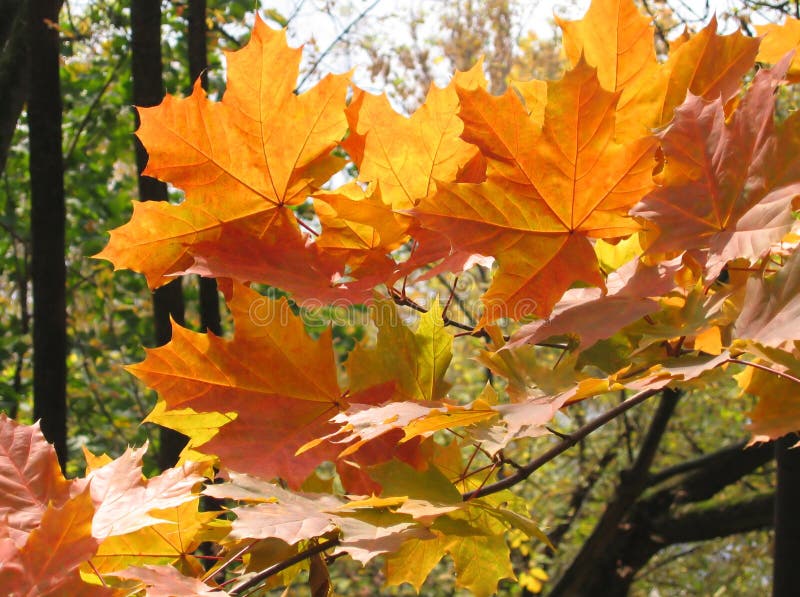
[389, 286, 485, 336]
[296, 217, 319, 237]
[725, 358, 800, 385]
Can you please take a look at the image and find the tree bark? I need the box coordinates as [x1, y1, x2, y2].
[773, 433, 800, 597]
[28, 0, 67, 470]
[131, 0, 187, 470]
[549, 388, 680, 596]
[187, 0, 221, 337]
[0, 0, 28, 175]
[548, 438, 774, 596]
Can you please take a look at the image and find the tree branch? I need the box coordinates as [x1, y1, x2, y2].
[651, 493, 773, 545]
[0, 0, 28, 175]
[647, 440, 753, 487]
[462, 386, 664, 500]
[64, 52, 127, 163]
[547, 440, 619, 549]
[229, 538, 340, 596]
[645, 440, 774, 507]
[295, 0, 381, 91]
[547, 389, 680, 596]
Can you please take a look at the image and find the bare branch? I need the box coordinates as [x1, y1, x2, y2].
[229, 538, 340, 596]
[462, 386, 664, 500]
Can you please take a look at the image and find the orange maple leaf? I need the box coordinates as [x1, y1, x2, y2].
[414, 59, 657, 322]
[558, 0, 760, 140]
[97, 16, 349, 295]
[128, 284, 347, 488]
[0, 414, 73, 547]
[632, 59, 800, 278]
[0, 490, 107, 596]
[344, 62, 487, 210]
[0, 416, 204, 596]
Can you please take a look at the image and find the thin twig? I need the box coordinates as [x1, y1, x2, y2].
[201, 539, 259, 583]
[459, 442, 483, 481]
[78, 353, 132, 447]
[295, 0, 381, 91]
[436, 273, 476, 326]
[65, 53, 127, 163]
[211, 22, 243, 48]
[462, 387, 663, 500]
[470, 461, 499, 497]
[726, 358, 800, 385]
[229, 538, 340, 595]
[87, 560, 107, 587]
[296, 216, 319, 236]
[442, 275, 458, 319]
[389, 286, 481, 335]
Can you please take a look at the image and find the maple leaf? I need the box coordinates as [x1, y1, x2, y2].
[558, 1, 760, 140]
[756, 17, 800, 82]
[385, 527, 514, 597]
[206, 475, 343, 544]
[305, 401, 444, 459]
[400, 391, 499, 442]
[632, 59, 800, 279]
[734, 249, 800, 349]
[312, 182, 489, 293]
[0, 417, 211, 596]
[0, 414, 72, 547]
[179, 212, 376, 303]
[347, 298, 453, 402]
[111, 565, 223, 596]
[557, 0, 658, 99]
[97, 16, 349, 295]
[643, 17, 759, 131]
[205, 473, 426, 565]
[86, 444, 204, 539]
[313, 182, 413, 286]
[369, 463, 516, 597]
[88, 499, 221, 575]
[142, 403, 231, 466]
[478, 326, 582, 401]
[305, 398, 499, 464]
[130, 283, 346, 488]
[736, 355, 800, 443]
[507, 256, 682, 351]
[414, 59, 657, 321]
[620, 351, 732, 394]
[0, 490, 107, 597]
[344, 62, 487, 210]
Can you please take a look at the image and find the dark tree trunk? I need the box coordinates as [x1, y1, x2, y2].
[549, 389, 680, 596]
[773, 433, 800, 597]
[187, 0, 221, 337]
[0, 0, 28, 175]
[131, 0, 187, 470]
[28, 0, 67, 470]
[548, 437, 774, 596]
[187, 0, 208, 89]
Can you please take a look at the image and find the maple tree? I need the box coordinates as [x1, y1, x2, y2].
[4, 0, 800, 594]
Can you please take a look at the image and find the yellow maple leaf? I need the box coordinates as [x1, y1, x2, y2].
[757, 17, 800, 82]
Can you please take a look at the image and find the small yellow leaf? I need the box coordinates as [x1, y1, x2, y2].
[695, 326, 723, 356]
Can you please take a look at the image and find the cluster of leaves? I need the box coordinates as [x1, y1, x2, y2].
[1, 0, 262, 470]
[5, 0, 800, 594]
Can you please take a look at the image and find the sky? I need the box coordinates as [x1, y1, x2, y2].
[254, 0, 763, 96]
